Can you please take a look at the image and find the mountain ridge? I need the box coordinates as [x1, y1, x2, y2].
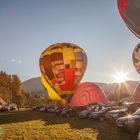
[22, 77, 139, 100]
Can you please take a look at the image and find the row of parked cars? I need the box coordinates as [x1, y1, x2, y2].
[33, 102, 140, 133]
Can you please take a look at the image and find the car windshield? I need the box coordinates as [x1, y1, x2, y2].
[133, 109, 140, 115]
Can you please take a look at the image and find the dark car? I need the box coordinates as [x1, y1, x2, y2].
[0, 106, 10, 112]
[78, 107, 96, 119]
[59, 106, 71, 116]
[90, 107, 112, 121]
[32, 106, 45, 111]
[56, 107, 65, 115]
[53, 106, 64, 114]
[9, 106, 17, 111]
[127, 102, 140, 113]
[47, 106, 57, 113]
[105, 108, 128, 122]
[65, 106, 87, 118]
[116, 108, 140, 133]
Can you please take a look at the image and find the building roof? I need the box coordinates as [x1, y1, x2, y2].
[0, 97, 7, 105]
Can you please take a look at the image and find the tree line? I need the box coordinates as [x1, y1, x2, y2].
[0, 70, 48, 106]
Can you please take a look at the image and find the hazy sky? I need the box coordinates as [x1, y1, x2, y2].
[0, 0, 140, 83]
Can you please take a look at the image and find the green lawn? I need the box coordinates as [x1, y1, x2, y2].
[0, 110, 137, 140]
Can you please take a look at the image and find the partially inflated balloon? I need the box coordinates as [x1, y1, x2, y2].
[39, 42, 87, 97]
[132, 43, 140, 75]
[69, 82, 108, 107]
[132, 83, 140, 102]
[117, 0, 140, 38]
[41, 75, 62, 101]
[41, 75, 66, 104]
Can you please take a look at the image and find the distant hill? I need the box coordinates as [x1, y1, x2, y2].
[100, 81, 139, 100]
[22, 77, 139, 100]
[22, 77, 46, 96]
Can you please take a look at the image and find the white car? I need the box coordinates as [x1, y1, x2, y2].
[39, 107, 46, 112]
[88, 107, 103, 118]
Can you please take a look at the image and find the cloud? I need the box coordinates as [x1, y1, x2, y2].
[10, 58, 22, 64]
[10, 58, 16, 62]
[18, 60, 22, 64]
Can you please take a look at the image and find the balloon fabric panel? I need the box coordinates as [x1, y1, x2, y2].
[42, 55, 55, 79]
[59, 48, 75, 91]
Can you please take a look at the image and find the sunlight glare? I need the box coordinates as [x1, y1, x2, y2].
[113, 70, 128, 83]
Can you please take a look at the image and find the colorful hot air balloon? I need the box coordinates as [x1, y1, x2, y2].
[132, 83, 140, 102]
[69, 82, 108, 107]
[117, 0, 140, 38]
[39, 42, 87, 99]
[132, 43, 140, 75]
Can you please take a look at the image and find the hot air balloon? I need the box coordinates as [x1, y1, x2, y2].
[132, 43, 140, 75]
[39, 42, 87, 100]
[69, 82, 108, 107]
[132, 83, 140, 102]
[117, 0, 140, 39]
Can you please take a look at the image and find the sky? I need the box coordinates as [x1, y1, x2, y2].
[0, 0, 140, 83]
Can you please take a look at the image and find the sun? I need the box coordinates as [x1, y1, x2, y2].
[113, 70, 128, 83]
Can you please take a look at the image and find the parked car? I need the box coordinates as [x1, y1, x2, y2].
[47, 106, 57, 113]
[0, 106, 10, 112]
[9, 106, 17, 111]
[127, 102, 140, 113]
[78, 108, 95, 119]
[32, 106, 45, 111]
[8, 103, 17, 111]
[88, 106, 105, 118]
[105, 108, 128, 122]
[39, 106, 47, 112]
[65, 106, 87, 118]
[56, 107, 66, 116]
[60, 106, 72, 116]
[90, 107, 112, 121]
[54, 106, 64, 114]
[116, 108, 140, 133]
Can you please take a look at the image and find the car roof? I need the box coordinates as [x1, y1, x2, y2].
[108, 109, 126, 113]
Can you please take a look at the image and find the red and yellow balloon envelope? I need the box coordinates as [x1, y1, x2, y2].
[132, 43, 140, 75]
[39, 42, 87, 102]
[133, 83, 140, 102]
[70, 82, 108, 107]
[117, 0, 140, 39]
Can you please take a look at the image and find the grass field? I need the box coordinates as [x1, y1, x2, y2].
[0, 110, 138, 140]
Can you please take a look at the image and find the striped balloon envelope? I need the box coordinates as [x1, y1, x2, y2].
[39, 42, 87, 99]
[117, 0, 140, 39]
[70, 82, 108, 107]
[132, 43, 140, 75]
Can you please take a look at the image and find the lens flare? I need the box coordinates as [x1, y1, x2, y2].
[113, 70, 128, 83]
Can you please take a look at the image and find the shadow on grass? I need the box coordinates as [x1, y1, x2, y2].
[40, 113, 137, 140]
[0, 110, 40, 124]
[0, 111, 137, 140]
